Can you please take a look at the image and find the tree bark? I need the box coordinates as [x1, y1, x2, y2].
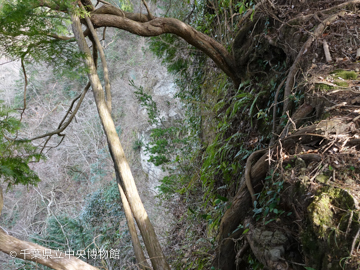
[118, 183, 151, 269]
[71, 13, 170, 270]
[88, 10, 240, 87]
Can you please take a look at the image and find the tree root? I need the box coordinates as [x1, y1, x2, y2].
[245, 148, 269, 207]
[215, 113, 360, 269]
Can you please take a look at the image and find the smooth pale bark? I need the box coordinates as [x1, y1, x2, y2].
[81, 3, 112, 112]
[71, 14, 170, 270]
[90, 21, 149, 268]
[118, 183, 151, 269]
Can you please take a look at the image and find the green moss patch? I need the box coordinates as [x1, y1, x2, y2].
[334, 80, 349, 87]
[316, 83, 335, 91]
[302, 186, 358, 269]
[331, 70, 358, 80]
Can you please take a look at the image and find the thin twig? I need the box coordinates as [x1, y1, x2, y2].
[29, 82, 91, 141]
[20, 58, 28, 122]
[286, 111, 296, 131]
[0, 59, 17, 66]
[57, 94, 82, 129]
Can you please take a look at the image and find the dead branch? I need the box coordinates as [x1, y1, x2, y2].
[282, 153, 322, 164]
[323, 40, 332, 63]
[283, 11, 346, 114]
[29, 82, 91, 141]
[280, 103, 314, 139]
[20, 58, 28, 122]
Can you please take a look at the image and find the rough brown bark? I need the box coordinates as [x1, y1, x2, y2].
[71, 13, 170, 270]
[214, 153, 270, 269]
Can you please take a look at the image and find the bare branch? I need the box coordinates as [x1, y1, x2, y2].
[72, 13, 170, 270]
[47, 34, 74, 40]
[283, 11, 346, 113]
[118, 182, 151, 270]
[20, 58, 28, 122]
[57, 94, 82, 129]
[29, 82, 91, 141]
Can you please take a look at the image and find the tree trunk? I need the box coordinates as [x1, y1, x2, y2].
[71, 13, 170, 270]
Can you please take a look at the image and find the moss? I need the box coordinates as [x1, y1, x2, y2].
[316, 83, 334, 91]
[303, 186, 358, 269]
[331, 70, 358, 80]
[334, 80, 349, 87]
[308, 193, 333, 238]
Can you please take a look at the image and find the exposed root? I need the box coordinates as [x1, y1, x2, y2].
[245, 148, 269, 207]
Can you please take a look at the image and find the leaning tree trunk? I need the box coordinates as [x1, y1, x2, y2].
[71, 13, 170, 270]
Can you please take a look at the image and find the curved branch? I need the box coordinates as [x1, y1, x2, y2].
[90, 14, 240, 86]
[92, 5, 149, 22]
[245, 148, 268, 207]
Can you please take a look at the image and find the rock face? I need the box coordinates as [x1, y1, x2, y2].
[139, 80, 182, 195]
